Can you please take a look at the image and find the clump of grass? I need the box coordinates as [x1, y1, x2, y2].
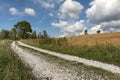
[0, 40, 36, 80]
[21, 38, 120, 67]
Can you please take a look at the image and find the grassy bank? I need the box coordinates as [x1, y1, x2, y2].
[21, 36, 120, 67]
[0, 40, 36, 80]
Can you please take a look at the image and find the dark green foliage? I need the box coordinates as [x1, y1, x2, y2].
[43, 30, 48, 38]
[97, 30, 101, 34]
[84, 29, 88, 35]
[30, 31, 37, 39]
[38, 30, 48, 39]
[14, 20, 32, 39]
[0, 30, 9, 39]
[38, 32, 43, 38]
[9, 28, 17, 40]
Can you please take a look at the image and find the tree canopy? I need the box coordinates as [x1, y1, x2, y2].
[14, 21, 32, 39]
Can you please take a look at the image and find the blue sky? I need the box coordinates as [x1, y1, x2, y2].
[0, 0, 120, 37]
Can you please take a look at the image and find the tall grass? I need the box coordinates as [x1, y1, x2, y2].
[21, 37, 120, 67]
[0, 40, 36, 80]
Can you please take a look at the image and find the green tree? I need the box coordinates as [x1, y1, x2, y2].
[30, 31, 37, 39]
[43, 30, 48, 38]
[0, 30, 9, 39]
[9, 28, 16, 40]
[14, 21, 32, 39]
[97, 30, 101, 34]
[38, 32, 43, 38]
[84, 29, 88, 35]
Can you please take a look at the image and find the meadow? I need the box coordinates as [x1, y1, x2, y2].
[21, 32, 120, 67]
[0, 40, 36, 80]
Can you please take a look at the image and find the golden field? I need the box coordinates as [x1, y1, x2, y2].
[66, 32, 120, 46]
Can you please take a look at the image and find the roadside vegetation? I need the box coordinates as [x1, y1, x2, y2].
[0, 40, 36, 80]
[21, 32, 120, 67]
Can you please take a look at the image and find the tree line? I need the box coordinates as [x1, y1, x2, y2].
[0, 20, 101, 40]
[0, 20, 48, 40]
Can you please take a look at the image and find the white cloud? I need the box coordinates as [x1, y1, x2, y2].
[25, 8, 36, 16]
[89, 20, 120, 34]
[9, 7, 19, 15]
[42, 2, 54, 9]
[58, 0, 83, 19]
[86, 0, 120, 33]
[32, 0, 54, 9]
[52, 20, 68, 27]
[86, 0, 120, 24]
[91, 25, 100, 31]
[89, 25, 102, 34]
[49, 13, 54, 17]
[52, 20, 86, 36]
[100, 20, 120, 32]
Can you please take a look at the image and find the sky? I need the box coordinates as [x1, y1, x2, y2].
[0, 0, 120, 37]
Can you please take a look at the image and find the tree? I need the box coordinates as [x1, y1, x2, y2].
[43, 30, 48, 38]
[9, 28, 16, 40]
[97, 30, 101, 34]
[0, 30, 9, 39]
[38, 32, 43, 38]
[14, 21, 32, 39]
[30, 31, 37, 39]
[84, 29, 88, 35]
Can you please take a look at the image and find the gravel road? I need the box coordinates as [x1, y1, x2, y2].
[17, 41, 120, 74]
[11, 41, 120, 80]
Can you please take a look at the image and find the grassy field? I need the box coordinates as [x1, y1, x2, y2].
[21, 32, 120, 67]
[0, 40, 36, 80]
[67, 32, 120, 46]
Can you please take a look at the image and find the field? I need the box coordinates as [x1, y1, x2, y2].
[67, 32, 120, 46]
[21, 32, 120, 67]
[0, 40, 36, 80]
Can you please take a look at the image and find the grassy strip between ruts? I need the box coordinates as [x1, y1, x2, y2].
[21, 38, 120, 67]
[0, 40, 36, 80]
[17, 44, 120, 79]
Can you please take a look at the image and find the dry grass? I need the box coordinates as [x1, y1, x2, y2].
[66, 32, 120, 46]
[20, 32, 120, 67]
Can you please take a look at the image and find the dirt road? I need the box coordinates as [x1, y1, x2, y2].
[11, 41, 120, 80]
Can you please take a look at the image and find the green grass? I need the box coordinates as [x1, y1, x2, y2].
[0, 40, 36, 80]
[21, 38, 120, 67]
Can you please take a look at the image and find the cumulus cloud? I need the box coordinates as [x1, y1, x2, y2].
[52, 20, 68, 27]
[91, 25, 100, 31]
[86, 0, 120, 32]
[25, 8, 36, 16]
[31, 0, 54, 9]
[52, 20, 86, 36]
[100, 20, 120, 32]
[9, 7, 19, 15]
[89, 25, 101, 34]
[58, 0, 83, 19]
[86, 0, 120, 24]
